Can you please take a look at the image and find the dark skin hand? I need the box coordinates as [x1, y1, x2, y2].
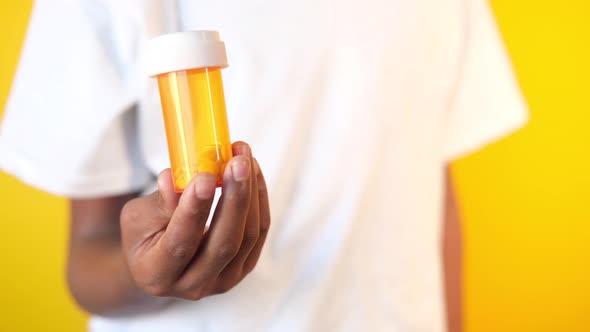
[67, 141, 270, 316]
[68, 144, 462, 329]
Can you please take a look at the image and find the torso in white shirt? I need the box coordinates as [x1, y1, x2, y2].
[104, 1, 459, 331]
[0, 0, 527, 331]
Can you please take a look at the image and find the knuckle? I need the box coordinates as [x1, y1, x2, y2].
[212, 243, 240, 262]
[166, 243, 197, 260]
[178, 193, 207, 217]
[176, 278, 211, 300]
[243, 229, 260, 247]
[225, 191, 238, 202]
[133, 269, 172, 297]
[187, 204, 209, 220]
[182, 288, 206, 301]
[141, 280, 170, 297]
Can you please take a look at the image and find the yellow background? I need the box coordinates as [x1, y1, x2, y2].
[0, 1, 588, 331]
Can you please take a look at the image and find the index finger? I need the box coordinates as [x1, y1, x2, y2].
[152, 172, 217, 283]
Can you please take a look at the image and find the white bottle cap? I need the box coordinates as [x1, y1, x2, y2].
[145, 30, 229, 77]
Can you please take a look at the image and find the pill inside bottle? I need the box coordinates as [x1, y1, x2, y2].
[146, 31, 233, 192]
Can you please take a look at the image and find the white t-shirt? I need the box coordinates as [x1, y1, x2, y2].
[0, 0, 527, 331]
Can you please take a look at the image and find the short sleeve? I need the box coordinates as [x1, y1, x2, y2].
[0, 0, 153, 198]
[442, 0, 529, 161]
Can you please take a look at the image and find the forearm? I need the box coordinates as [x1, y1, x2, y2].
[443, 169, 463, 332]
[68, 194, 172, 317]
[67, 235, 172, 317]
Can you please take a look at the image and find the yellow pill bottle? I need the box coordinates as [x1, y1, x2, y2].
[146, 31, 232, 192]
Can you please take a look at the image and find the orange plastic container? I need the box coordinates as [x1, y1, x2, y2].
[146, 31, 232, 192]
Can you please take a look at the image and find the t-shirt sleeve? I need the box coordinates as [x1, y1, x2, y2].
[442, 0, 529, 161]
[0, 0, 153, 198]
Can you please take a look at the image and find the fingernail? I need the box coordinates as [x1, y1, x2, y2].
[195, 173, 216, 199]
[238, 144, 251, 157]
[231, 158, 250, 182]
